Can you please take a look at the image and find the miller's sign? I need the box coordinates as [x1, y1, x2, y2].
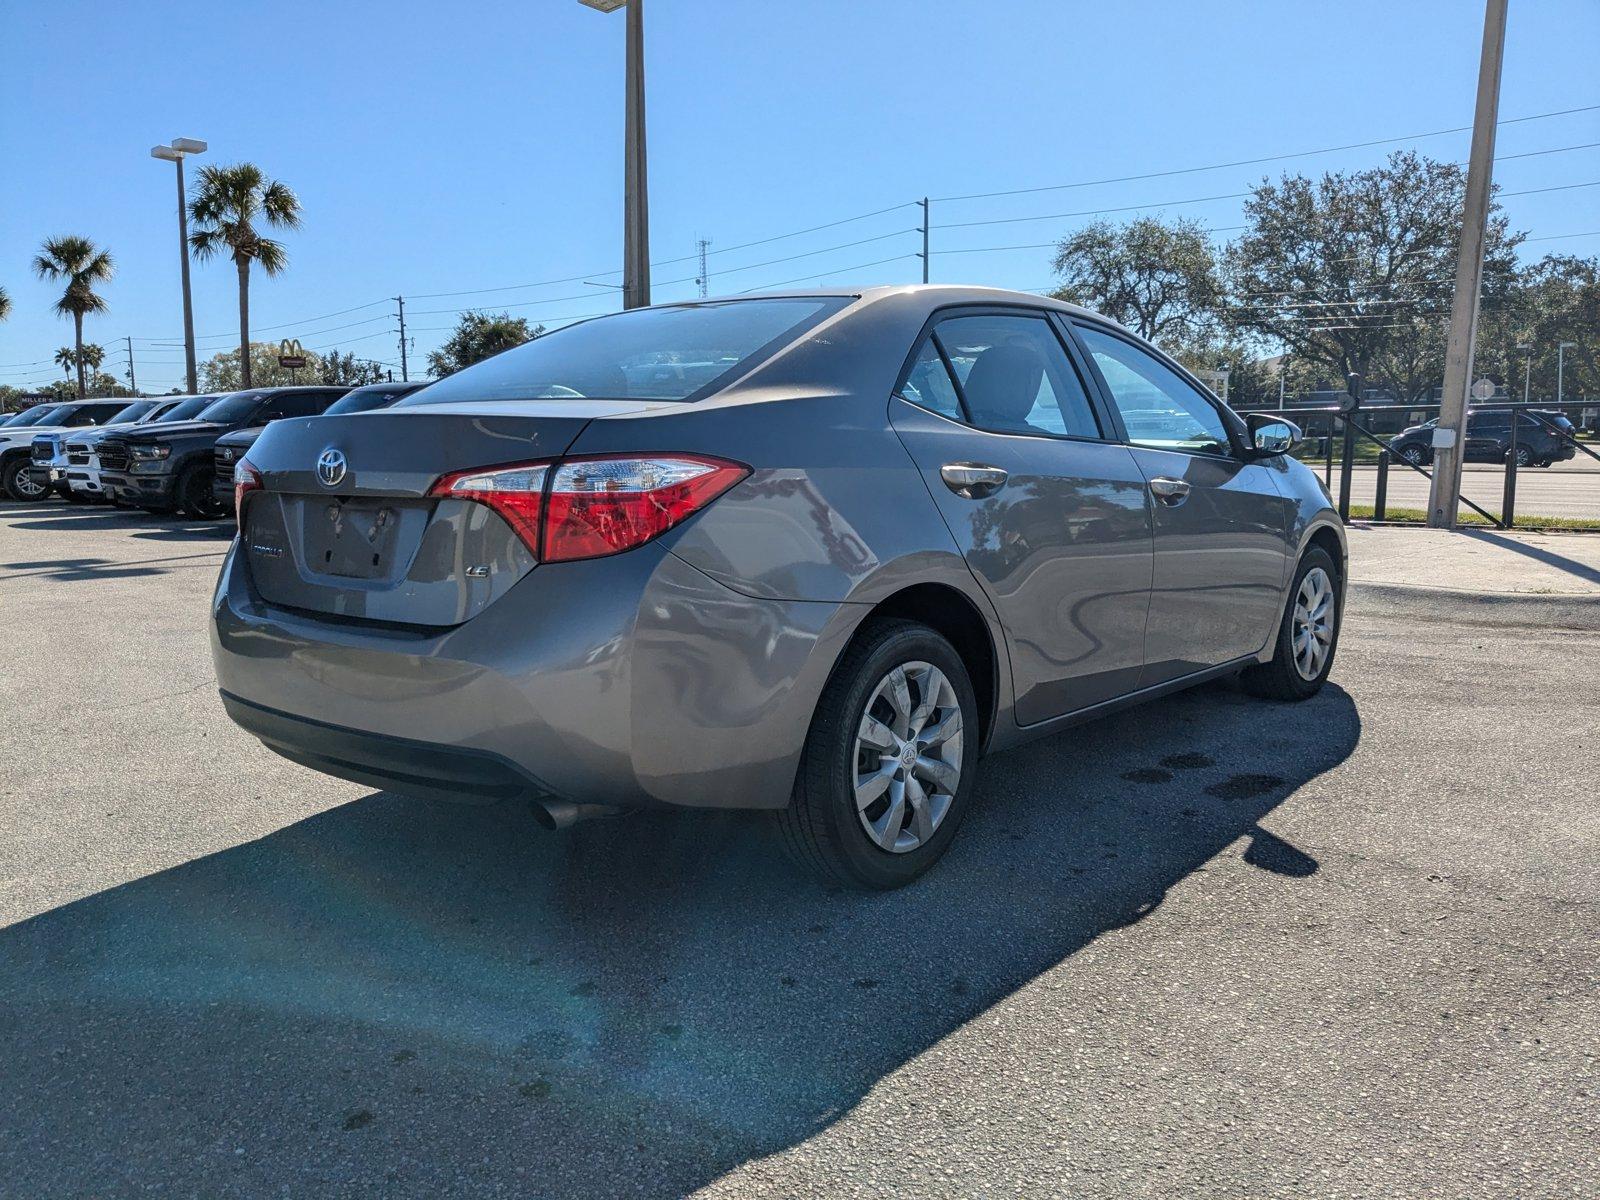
[277, 338, 307, 370]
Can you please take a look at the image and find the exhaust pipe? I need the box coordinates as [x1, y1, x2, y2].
[530, 798, 626, 831]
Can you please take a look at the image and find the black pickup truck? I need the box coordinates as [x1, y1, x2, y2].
[210, 380, 430, 513]
[99, 385, 349, 517]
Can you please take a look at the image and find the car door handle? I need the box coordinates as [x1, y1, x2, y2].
[940, 462, 1009, 499]
[1148, 476, 1191, 505]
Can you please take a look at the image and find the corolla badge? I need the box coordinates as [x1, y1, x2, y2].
[316, 447, 347, 488]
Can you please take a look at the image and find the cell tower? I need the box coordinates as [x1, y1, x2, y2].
[695, 238, 711, 299]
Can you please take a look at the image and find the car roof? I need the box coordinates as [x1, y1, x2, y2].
[686, 284, 1104, 322]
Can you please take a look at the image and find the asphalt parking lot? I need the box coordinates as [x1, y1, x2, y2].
[2, 502, 1596, 1199]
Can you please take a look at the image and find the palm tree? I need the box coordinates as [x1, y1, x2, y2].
[187, 163, 302, 388]
[0, 285, 11, 323]
[55, 347, 75, 381]
[33, 236, 114, 398]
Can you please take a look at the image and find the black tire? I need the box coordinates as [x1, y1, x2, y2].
[1513, 444, 1534, 467]
[1242, 547, 1341, 701]
[775, 619, 979, 890]
[176, 464, 223, 519]
[1399, 444, 1428, 466]
[2, 455, 50, 503]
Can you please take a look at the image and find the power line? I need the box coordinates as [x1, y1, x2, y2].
[929, 103, 1600, 203]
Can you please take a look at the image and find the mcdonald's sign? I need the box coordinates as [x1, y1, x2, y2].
[277, 338, 307, 369]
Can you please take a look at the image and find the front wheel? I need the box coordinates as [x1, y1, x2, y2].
[1398, 444, 1429, 466]
[775, 619, 979, 889]
[176, 465, 223, 519]
[3, 457, 49, 503]
[1513, 445, 1534, 467]
[1242, 547, 1341, 701]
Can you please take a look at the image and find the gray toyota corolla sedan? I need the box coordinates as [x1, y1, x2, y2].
[212, 286, 1344, 888]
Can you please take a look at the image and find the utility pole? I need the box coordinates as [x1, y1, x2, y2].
[624, 0, 650, 308]
[695, 238, 711, 299]
[125, 336, 137, 395]
[1428, 0, 1507, 529]
[919, 197, 930, 283]
[395, 296, 409, 382]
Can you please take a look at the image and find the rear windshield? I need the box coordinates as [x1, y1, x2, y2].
[325, 385, 419, 415]
[400, 297, 850, 406]
[197, 391, 268, 424]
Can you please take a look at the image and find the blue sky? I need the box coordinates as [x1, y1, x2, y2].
[2, 0, 1597, 393]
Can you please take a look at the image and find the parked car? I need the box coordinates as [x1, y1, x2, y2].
[31, 397, 185, 502]
[60, 395, 222, 503]
[214, 287, 1345, 889]
[211, 380, 430, 512]
[98, 385, 350, 517]
[1389, 409, 1577, 467]
[0, 400, 130, 502]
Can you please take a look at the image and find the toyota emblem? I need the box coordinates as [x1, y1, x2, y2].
[316, 447, 347, 488]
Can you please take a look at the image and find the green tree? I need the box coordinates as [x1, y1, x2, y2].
[426, 311, 544, 377]
[1051, 216, 1225, 346]
[317, 348, 386, 386]
[188, 163, 302, 389]
[32, 236, 114, 398]
[201, 342, 325, 391]
[1226, 151, 1522, 395]
[1477, 254, 1599, 401]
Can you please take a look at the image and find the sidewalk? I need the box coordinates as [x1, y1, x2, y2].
[1347, 525, 1600, 596]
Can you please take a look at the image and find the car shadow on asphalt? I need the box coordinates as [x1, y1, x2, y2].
[0, 680, 1358, 1198]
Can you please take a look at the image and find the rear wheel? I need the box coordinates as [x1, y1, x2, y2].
[1242, 547, 1341, 701]
[176, 464, 222, 519]
[1513, 444, 1534, 467]
[3, 456, 48, 503]
[1398, 444, 1428, 466]
[776, 619, 978, 889]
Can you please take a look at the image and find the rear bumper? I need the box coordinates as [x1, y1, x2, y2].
[210, 538, 862, 811]
[221, 691, 544, 804]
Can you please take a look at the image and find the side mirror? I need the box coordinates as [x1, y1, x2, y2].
[1247, 413, 1300, 457]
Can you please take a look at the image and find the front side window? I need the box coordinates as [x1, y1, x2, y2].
[1076, 324, 1231, 456]
[402, 297, 850, 406]
[931, 314, 1102, 439]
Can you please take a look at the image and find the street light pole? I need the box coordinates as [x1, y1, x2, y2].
[1518, 343, 1532, 404]
[1427, 0, 1507, 529]
[151, 138, 207, 395]
[1557, 341, 1576, 404]
[580, 0, 650, 309]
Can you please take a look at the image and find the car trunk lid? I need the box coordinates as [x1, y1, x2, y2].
[238, 400, 661, 626]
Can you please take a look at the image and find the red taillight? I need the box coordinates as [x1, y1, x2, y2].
[427, 461, 549, 550]
[427, 454, 748, 563]
[234, 459, 262, 531]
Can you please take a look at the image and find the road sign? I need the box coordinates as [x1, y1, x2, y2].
[278, 338, 307, 369]
[1470, 378, 1496, 401]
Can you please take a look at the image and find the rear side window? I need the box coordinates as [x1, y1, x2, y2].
[900, 339, 964, 419]
[932, 314, 1102, 439]
[400, 297, 850, 406]
[264, 391, 343, 420]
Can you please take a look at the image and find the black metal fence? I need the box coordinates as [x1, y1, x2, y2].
[1232, 400, 1600, 530]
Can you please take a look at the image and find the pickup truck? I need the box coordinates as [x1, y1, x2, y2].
[98, 385, 349, 517]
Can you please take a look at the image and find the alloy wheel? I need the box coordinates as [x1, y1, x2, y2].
[852, 661, 964, 853]
[1292, 566, 1335, 681]
[11, 464, 45, 500]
